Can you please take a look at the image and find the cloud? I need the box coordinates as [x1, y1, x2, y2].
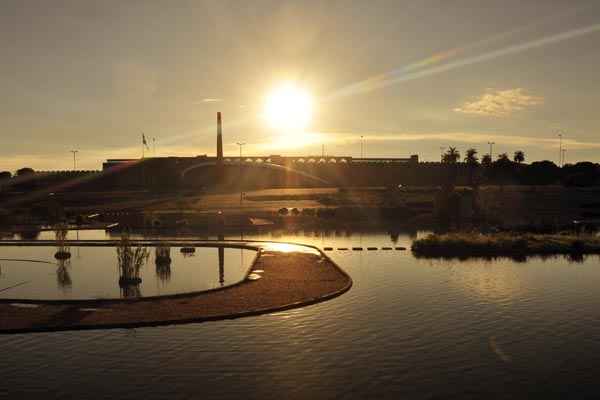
[454, 88, 543, 117]
[200, 98, 223, 103]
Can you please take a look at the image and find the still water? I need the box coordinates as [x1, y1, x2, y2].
[0, 246, 256, 300]
[2, 229, 600, 399]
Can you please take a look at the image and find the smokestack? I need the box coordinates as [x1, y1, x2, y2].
[217, 112, 223, 164]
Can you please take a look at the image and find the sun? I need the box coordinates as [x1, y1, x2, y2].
[263, 83, 313, 132]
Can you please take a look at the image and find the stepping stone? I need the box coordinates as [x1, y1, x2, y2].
[381, 247, 393, 250]
[367, 247, 378, 250]
[337, 248, 348, 251]
[352, 247, 363, 251]
[395, 247, 407, 250]
[323, 247, 333, 251]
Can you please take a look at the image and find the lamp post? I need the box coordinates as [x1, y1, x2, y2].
[236, 142, 245, 205]
[487, 142, 495, 160]
[360, 136, 364, 159]
[557, 131, 564, 167]
[70, 150, 78, 170]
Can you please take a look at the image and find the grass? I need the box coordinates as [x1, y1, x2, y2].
[116, 234, 149, 285]
[53, 223, 71, 259]
[411, 232, 600, 258]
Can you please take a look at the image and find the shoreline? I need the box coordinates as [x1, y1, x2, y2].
[0, 242, 352, 334]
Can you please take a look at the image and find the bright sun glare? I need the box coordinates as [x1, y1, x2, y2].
[264, 83, 313, 132]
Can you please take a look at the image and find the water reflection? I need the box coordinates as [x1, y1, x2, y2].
[0, 244, 255, 300]
[155, 246, 172, 283]
[17, 228, 40, 240]
[56, 258, 72, 291]
[218, 246, 224, 286]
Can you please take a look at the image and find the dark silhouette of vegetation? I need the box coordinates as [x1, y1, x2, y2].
[562, 162, 600, 187]
[54, 223, 71, 260]
[481, 154, 492, 168]
[464, 148, 479, 165]
[464, 148, 480, 188]
[487, 153, 516, 185]
[442, 147, 461, 164]
[56, 258, 72, 290]
[514, 150, 525, 163]
[117, 234, 149, 294]
[155, 246, 172, 282]
[518, 160, 561, 185]
[412, 233, 600, 258]
[16, 167, 34, 176]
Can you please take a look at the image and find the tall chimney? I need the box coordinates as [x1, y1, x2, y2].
[216, 112, 223, 165]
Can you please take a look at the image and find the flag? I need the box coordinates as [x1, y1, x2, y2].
[142, 133, 149, 149]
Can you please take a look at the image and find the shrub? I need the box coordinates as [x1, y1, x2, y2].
[117, 234, 149, 286]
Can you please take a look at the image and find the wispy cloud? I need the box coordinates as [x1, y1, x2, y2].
[201, 98, 223, 103]
[454, 88, 543, 117]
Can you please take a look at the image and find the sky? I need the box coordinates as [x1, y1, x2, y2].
[2, 0, 600, 171]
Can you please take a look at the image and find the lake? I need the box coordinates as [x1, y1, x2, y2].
[1, 229, 600, 399]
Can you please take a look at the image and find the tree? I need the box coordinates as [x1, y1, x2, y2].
[442, 147, 460, 164]
[490, 153, 515, 185]
[0, 171, 11, 180]
[520, 160, 560, 185]
[514, 150, 525, 164]
[464, 148, 479, 165]
[481, 154, 492, 167]
[496, 153, 510, 163]
[16, 167, 34, 176]
[441, 147, 460, 190]
[464, 148, 480, 188]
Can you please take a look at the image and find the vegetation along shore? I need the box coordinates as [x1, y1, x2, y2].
[411, 233, 600, 259]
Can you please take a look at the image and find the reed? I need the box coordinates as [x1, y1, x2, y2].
[116, 234, 149, 286]
[54, 223, 71, 259]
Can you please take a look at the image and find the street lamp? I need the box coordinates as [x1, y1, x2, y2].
[360, 136, 364, 159]
[236, 142, 245, 205]
[487, 142, 495, 160]
[556, 130, 564, 167]
[70, 150, 78, 170]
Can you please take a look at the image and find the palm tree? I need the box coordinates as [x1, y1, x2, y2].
[514, 150, 525, 163]
[464, 148, 479, 188]
[442, 147, 460, 164]
[464, 148, 479, 165]
[481, 154, 492, 167]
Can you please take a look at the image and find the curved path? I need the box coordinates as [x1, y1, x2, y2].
[0, 241, 352, 334]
